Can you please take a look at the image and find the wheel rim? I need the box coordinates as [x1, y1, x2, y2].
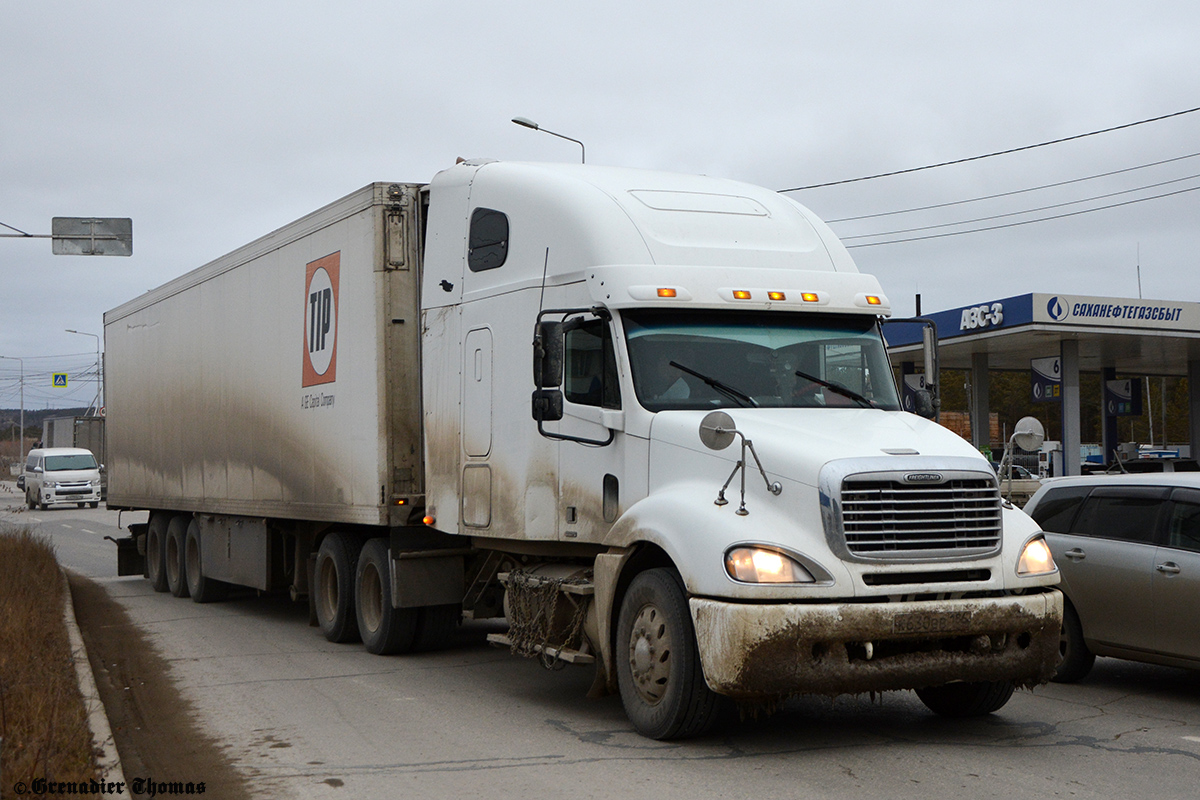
[318, 557, 339, 623]
[147, 532, 161, 578]
[360, 562, 383, 633]
[166, 534, 180, 584]
[628, 602, 672, 704]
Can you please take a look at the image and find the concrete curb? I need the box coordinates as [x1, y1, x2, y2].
[61, 568, 127, 787]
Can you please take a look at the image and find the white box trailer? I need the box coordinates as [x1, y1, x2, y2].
[106, 161, 1063, 739]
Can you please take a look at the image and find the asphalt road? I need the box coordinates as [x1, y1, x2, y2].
[4, 486, 1200, 799]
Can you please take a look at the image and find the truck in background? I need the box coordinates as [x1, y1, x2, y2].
[105, 161, 1062, 739]
[40, 415, 106, 498]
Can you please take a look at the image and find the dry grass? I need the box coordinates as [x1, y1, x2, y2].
[0, 522, 97, 785]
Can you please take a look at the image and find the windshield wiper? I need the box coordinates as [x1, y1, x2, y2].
[794, 369, 877, 408]
[669, 361, 758, 408]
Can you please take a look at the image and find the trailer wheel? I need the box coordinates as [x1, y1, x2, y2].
[413, 604, 461, 652]
[314, 532, 362, 643]
[165, 515, 190, 598]
[616, 568, 724, 740]
[145, 514, 170, 592]
[355, 538, 418, 655]
[1053, 602, 1095, 683]
[915, 680, 1015, 717]
[185, 519, 229, 603]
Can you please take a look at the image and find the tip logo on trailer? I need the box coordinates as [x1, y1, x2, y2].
[303, 252, 339, 388]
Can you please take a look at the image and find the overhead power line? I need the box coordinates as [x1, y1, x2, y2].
[841, 172, 1200, 241]
[827, 150, 1200, 223]
[780, 105, 1200, 193]
[844, 183, 1200, 249]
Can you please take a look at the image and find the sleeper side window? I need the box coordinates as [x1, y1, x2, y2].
[467, 208, 509, 272]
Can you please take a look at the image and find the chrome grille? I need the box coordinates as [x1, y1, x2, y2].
[840, 477, 1001, 558]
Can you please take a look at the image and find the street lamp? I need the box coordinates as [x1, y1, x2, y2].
[65, 329, 102, 414]
[0, 355, 23, 458]
[511, 117, 586, 163]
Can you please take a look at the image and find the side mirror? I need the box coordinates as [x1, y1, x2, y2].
[532, 389, 563, 422]
[533, 321, 564, 388]
[912, 389, 936, 419]
[699, 411, 737, 451]
[32, 466, 43, 474]
[1012, 416, 1045, 452]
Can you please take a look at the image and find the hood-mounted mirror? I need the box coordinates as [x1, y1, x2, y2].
[699, 411, 783, 516]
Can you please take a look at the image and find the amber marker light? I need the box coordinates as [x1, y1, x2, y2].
[657, 288, 678, 298]
[732, 290, 752, 300]
[422, 514, 436, 526]
[801, 292, 819, 303]
[768, 291, 786, 301]
[865, 295, 882, 305]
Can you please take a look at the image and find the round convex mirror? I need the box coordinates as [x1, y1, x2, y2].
[699, 411, 737, 451]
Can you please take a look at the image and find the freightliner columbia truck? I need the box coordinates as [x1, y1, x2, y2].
[105, 160, 1062, 739]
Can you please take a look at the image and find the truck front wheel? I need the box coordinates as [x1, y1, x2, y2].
[915, 680, 1015, 717]
[145, 515, 170, 592]
[165, 515, 190, 598]
[314, 532, 362, 644]
[355, 538, 418, 654]
[616, 568, 724, 740]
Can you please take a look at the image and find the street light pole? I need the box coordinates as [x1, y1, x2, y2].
[0, 355, 24, 458]
[511, 117, 586, 163]
[65, 329, 102, 414]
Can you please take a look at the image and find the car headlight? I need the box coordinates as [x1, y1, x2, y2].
[725, 547, 815, 583]
[44, 481, 56, 489]
[1017, 536, 1056, 576]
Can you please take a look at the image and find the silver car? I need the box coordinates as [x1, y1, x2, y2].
[1024, 473, 1200, 681]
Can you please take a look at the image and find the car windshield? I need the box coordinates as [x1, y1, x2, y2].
[45, 454, 97, 471]
[623, 309, 901, 412]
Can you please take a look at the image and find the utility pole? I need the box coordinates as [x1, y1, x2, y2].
[0, 355, 24, 458]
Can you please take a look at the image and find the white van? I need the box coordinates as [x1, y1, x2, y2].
[23, 447, 102, 509]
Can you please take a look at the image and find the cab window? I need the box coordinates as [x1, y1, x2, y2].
[564, 320, 620, 409]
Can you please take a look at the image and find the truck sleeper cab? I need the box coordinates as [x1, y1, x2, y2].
[105, 161, 1062, 741]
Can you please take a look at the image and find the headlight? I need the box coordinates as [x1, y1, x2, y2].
[1017, 536, 1056, 576]
[725, 547, 815, 583]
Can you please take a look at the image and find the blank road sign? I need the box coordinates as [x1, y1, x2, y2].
[51, 217, 133, 256]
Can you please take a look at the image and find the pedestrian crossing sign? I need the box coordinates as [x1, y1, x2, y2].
[53, 373, 68, 387]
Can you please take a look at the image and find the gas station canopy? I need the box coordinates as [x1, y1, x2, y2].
[885, 292, 1200, 474]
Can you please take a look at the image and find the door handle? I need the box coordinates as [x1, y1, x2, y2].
[1064, 548, 1086, 560]
[1156, 562, 1182, 575]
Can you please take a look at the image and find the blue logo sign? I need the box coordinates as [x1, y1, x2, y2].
[1046, 296, 1069, 321]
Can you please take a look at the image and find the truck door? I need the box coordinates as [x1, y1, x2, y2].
[553, 318, 630, 542]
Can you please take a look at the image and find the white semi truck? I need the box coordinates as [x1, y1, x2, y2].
[105, 161, 1062, 739]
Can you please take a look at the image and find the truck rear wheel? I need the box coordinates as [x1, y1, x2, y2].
[185, 519, 229, 603]
[315, 532, 362, 643]
[616, 568, 724, 740]
[145, 515, 170, 592]
[355, 538, 418, 654]
[165, 516, 190, 598]
[915, 680, 1015, 717]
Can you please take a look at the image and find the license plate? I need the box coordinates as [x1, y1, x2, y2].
[892, 611, 971, 634]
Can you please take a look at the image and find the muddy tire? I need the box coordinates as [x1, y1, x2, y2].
[165, 515, 190, 598]
[414, 604, 461, 652]
[1053, 602, 1095, 683]
[355, 538, 418, 654]
[315, 532, 362, 644]
[185, 519, 229, 603]
[616, 568, 724, 740]
[145, 514, 170, 592]
[916, 680, 1015, 717]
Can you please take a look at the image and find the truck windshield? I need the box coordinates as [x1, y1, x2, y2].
[45, 454, 98, 471]
[623, 309, 901, 412]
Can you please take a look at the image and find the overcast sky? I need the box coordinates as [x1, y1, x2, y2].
[3, 2, 1199, 409]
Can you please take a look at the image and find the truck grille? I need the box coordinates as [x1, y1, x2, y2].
[840, 477, 1001, 559]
